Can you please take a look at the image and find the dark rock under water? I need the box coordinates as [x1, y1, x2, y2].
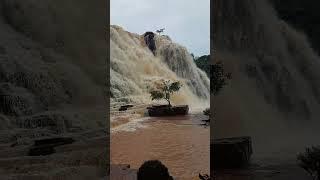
[212, 136, 253, 169]
[147, 105, 189, 117]
[28, 137, 74, 156]
[144, 32, 156, 55]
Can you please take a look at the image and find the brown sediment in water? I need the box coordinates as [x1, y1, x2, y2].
[111, 116, 131, 128]
[111, 114, 210, 179]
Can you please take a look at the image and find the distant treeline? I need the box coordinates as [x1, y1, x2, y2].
[193, 54, 210, 76]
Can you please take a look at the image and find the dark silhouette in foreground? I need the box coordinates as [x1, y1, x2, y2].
[137, 160, 173, 180]
[297, 146, 320, 180]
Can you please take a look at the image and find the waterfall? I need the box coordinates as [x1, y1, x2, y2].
[110, 25, 209, 107]
[213, 0, 320, 155]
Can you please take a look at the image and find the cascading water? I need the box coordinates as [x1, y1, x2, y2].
[110, 25, 209, 107]
[213, 0, 320, 158]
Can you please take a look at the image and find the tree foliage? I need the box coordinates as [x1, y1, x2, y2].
[297, 146, 320, 180]
[192, 54, 231, 96]
[150, 80, 182, 106]
[203, 108, 210, 116]
[211, 61, 232, 96]
[194, 55, 210, 76]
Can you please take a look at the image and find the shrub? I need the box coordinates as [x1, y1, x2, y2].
[297, 146, 320, 180]
[150, 80, 182, 106]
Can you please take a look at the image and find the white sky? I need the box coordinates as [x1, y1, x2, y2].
[111, 0, 210, 56]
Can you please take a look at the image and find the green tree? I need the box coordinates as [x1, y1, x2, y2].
[211, 61, 232, 96]
[194, 55, 210, 76]
[150, 80, 182, 106]
[207, 61, 232, 123]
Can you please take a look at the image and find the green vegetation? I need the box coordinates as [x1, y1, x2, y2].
[192, 53, 231, 123]
[203, 108, 211, 123]
[192, 54, 231, 96]
[297, 146, 320, 180]
[211, 61, 232, 96]
[150, 80, 182, 106]
[193, 55, 210, 76]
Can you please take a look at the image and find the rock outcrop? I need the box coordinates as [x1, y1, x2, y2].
[28, 137, 74, 156]
[144, 32, 156, 55]
[110, 25, 209, 105]
[212, 136, 252, 169]
[271, 0, 320, 55]
[147, 105, 189, 116]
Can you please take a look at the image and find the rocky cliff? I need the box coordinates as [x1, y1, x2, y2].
[271, 0, 320, 55]
[110, 25, 209, 107]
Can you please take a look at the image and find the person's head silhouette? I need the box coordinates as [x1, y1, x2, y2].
[137, 160, 173, 180]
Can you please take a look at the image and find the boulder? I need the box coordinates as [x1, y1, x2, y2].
[16, 112, 73, 133]
[118, 105, 134, 111]
[34, 137, 74, 146]
[147, 105, 189, 117]
[144, 32, 156, 55]
[212, 136, 252, 169]
[28, 145, 56, 156]
[28, 137, 74, 156]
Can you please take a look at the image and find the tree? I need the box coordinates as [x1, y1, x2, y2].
[297, 146, 320, 180]
[156, 28, 165, 35]
[211, 61, 232, 96]
[150, 80, 182, 106]
[194, 55, 210, 76]
[209, 61, 232, 124]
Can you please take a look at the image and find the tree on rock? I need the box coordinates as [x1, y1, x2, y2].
[150, 80, 182, 106]
[156, 28, 165, 35]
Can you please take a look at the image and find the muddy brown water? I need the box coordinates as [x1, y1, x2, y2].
[111, 113, 210, 179]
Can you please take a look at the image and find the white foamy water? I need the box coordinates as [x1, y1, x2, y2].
[111, 117, 149, 133]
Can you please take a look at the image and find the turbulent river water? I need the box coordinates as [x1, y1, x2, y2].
[111, 110, 210, 179]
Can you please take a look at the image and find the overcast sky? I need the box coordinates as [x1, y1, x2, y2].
[111, 0, 210, 56]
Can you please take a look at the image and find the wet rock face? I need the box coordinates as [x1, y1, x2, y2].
[28, 137, 74, 156]
[147, 105, 189, 117]
[271, 0, 320, 54]
[0, 83, 43, 116]
[16, 112, 71, 133]
[212, 136, 252, 169]
[144, 32, 156, 55]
